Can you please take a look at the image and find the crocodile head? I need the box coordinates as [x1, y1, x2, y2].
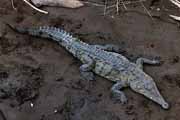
[130, 75, 169, 109]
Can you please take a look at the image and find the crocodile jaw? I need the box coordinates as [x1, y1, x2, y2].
[140, 85, 169, 109]
[130, 78, 169, 109]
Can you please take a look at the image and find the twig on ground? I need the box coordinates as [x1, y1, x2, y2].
[23, 0, 48, 14]
[104, 0, 108, 16]
[11, 0, 17, 10]
[83, 0, 146, 10]
[170, 0, 180, 7]
[116, 0, 119, 15]
[97, 0, 147, 16]
[120, 0, 127, 10]
[106, 0, 146, 9]
[169, 0, 180, 21]
[31, 0, 84, 8]
[82, 1, 105, 7]
[169, 14, 180, 21]
[139, 1, 153, 20]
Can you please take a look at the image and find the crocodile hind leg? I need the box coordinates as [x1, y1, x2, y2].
[93, 45, 122, 53]
[111, 81, 128, 103]
[79, 56, 95, 81]
[136, 58, 160, 69]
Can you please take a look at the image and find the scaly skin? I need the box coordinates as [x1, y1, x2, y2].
[13, 26, 169, 109]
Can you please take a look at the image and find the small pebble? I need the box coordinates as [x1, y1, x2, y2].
[157, 8, 160, 11]
[54, 109, 58, 113]
[30, 103, 34, 108]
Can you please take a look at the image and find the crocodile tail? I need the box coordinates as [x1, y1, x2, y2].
[7, 24, 76, 46]
[27, 26, 75, 43]
[6, 23, 49, 37]
[6, 23, 28, 33]
[15, 27, 29, 33]
[15, 26, 47, 37]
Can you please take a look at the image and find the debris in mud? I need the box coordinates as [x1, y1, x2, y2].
[22, 0, 84, 14]
[31, 0, 84, 8]
[169, 0, 180, 21]
[23, 0, 49, 14]
[55, 77, 64, 82]
[169, 55, 179, 64]
[125, 105, 135, 115]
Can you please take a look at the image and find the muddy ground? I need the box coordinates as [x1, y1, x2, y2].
[0, 0, 180, 120]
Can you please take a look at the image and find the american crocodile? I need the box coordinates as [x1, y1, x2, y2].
[10, 26, 169, 109]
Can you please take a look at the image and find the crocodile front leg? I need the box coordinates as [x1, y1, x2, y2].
[79, 55, 95, 81]
[111, 81, 128, 103]
[136, 58, 160, 69]
[93, 44, 122, 53]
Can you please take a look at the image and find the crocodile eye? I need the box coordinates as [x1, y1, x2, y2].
[145, 84, 153, 90]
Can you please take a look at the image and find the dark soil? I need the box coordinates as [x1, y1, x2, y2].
[0, 0, 180, 120]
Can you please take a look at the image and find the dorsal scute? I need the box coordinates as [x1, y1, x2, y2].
[62, 30, 66, 34]
[42, 26, 48, 29]
[54, 27, 59, 31]
[39, 26, 49, 32]
[64, 31, 70, 36]
[38, 26, 70, 35]
[39, 26, 43, 29]
[37, 26, 77, 42]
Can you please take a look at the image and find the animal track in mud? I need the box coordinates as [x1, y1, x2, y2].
[163, 74, 180, 88]
[0, 37, 18, 54]
[55, 93, 120, 120]
[0, 63, 44, 104]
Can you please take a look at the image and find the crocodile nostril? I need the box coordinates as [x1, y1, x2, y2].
[162, 102, 169, 109]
